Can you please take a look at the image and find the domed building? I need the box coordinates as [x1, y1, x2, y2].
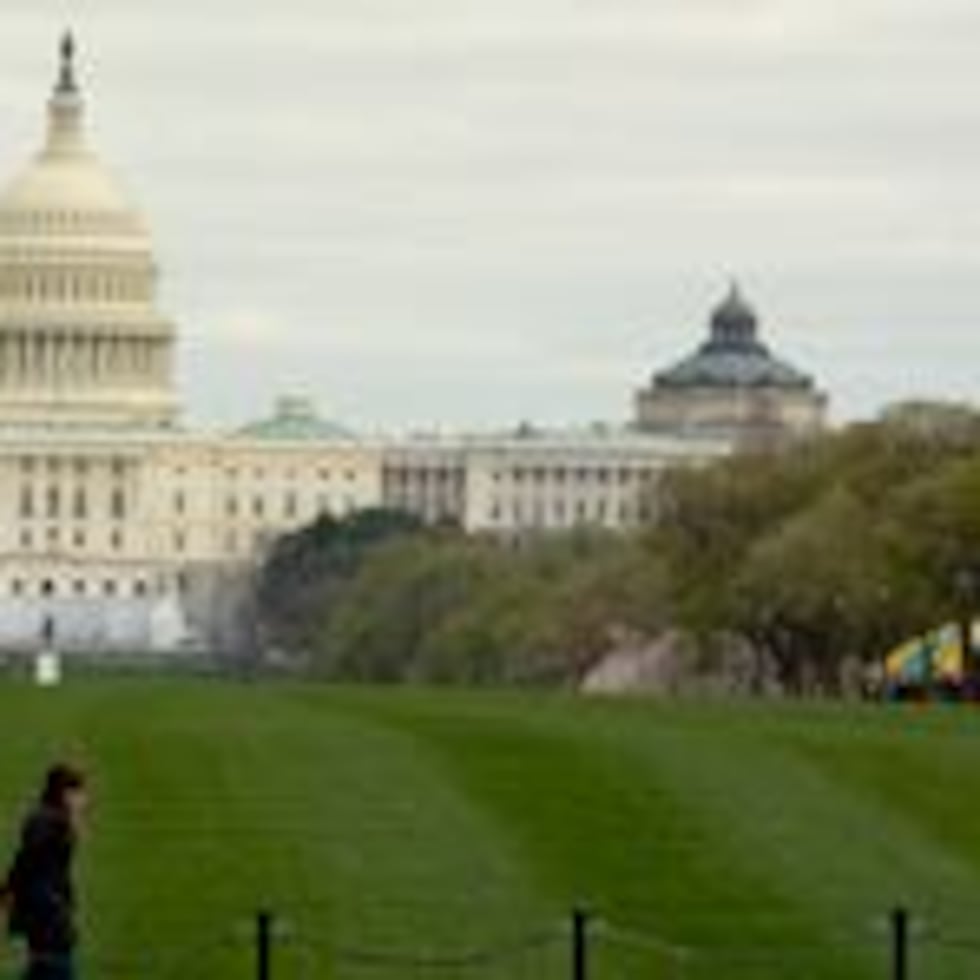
[0, 39, 820, 658]
[0, 35, 176, 430]
[634, 284, 827, 444]
[0, 37, 381, 655]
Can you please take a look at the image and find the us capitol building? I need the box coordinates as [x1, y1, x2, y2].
[0, 38, 826, 655]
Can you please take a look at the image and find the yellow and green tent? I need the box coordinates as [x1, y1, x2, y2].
[885, 622, 979, 685]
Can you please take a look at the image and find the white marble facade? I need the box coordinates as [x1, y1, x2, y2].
[0, 39, 818, 655]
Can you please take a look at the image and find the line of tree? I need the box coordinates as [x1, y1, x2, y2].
[253, 401, 980, 694]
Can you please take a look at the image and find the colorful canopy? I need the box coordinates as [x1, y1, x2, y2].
[885, 621, 979, 684]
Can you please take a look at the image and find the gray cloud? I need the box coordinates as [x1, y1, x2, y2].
[1, 0, 979, 429]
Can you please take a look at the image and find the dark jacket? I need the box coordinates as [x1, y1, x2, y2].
[3, 804, 76, 952]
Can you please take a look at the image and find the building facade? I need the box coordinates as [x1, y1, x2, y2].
[0, 39, 824, 655]
[383, 427, 727, 535]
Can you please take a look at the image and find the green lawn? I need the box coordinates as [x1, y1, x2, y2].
[1, 680, 980, 979]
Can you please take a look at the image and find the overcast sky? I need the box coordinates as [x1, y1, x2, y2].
[1, 1, 979, 431]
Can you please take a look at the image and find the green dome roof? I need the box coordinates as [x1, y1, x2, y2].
[236, 397, 353, 442]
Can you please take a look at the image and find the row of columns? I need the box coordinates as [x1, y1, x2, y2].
[0, 331, 172, 390]
[0, 268, 153, 305]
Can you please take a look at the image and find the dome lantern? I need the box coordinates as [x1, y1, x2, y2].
[46, 32, 86, 159]
[709, 280, 759, 348]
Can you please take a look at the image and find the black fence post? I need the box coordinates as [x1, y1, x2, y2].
[257, 908, 273, 980]
[891, 906, 908, 980]
[572, 907, 590, 980]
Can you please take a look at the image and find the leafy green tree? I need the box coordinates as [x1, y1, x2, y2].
[730, 487, 915, 693]
[883, 455, 980, 628]
[320, 535, 501, 681]
[255, 508, 424, 654]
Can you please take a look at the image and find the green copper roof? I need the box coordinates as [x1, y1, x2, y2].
[236, 397, 353, 442]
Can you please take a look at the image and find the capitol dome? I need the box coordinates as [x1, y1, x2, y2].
[0, 35, 177, 430]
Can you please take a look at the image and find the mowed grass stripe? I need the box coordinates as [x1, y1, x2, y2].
[1, 681, 555, 979]
[3, 682, 980, 980]
[337, 693, 980, 979]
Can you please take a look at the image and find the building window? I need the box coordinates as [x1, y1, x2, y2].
[284, 492, 298, 518]
[252, 496, 264, 519]
[174, 531, 186, 554]
[41, 579, 55, 597]
[110, 489, 126, 519]
[19, 529, 32, 549]
[73, 580, 86, 597]
[46, 527, 59, 548]
[225, 495, 238, 518]
[19, 486, 33, 519]
[174, 490, 186, 516]
[133, 580, 147, 598]
[103, 580, 116, 597]
[11, 579, 24, 597]
[45, 486, 60, 518]
[73, 488, 87, 519]
[110, 529, 124, 551]
[72, 529, 86, 549]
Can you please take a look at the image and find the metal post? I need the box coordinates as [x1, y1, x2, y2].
[891, 906, 908, 980]
[257, 909, 273, 980]
[572, 907, 590, 980]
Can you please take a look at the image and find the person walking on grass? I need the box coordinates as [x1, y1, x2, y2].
[1, 764, 87, 980]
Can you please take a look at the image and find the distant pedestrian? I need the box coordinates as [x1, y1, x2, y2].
[1, 764, 87, 980]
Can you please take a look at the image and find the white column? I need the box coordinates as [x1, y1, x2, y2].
[48, 334, 56, 390]
[34, 335, 44, 390]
